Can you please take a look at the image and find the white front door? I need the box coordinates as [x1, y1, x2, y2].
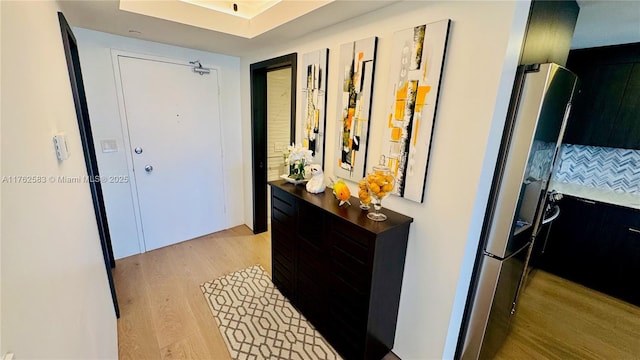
[118, 56, 225, 251]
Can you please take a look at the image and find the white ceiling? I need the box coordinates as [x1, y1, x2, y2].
[58, 0, 398, 57]
[572, 0, 640, 49]
[59, 0, 640, 57]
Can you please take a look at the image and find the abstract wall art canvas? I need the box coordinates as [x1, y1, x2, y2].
[382, 20, 450, 202]
[334, 37, 378, 180]
[299, 49, 329, 167]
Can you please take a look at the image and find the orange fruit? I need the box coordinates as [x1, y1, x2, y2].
[333, 180, 351, 201]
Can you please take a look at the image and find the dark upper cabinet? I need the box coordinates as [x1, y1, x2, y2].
[564, 43, 640, 149]
[609, 63, 640, 149]
[564, 63, 632, 146]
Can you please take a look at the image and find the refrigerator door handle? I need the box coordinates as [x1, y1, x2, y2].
[542, 205, 560, 225]
[483, 241, 531, 262]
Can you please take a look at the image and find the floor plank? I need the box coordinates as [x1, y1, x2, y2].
[113, 257, 159, 360]
[496, 269, 640, 360]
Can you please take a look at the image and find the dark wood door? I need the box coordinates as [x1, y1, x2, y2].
[250, 54, 297, 234]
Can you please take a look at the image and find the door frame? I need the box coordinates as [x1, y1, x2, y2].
[58, 12, 119, 318]
[250, 53, 297, 234]
[111, 51, 224, 253]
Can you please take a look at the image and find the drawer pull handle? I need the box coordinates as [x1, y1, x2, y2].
[629, 228, 640, 234]
[577, 198, 596, 205]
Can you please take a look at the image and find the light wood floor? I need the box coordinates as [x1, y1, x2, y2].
[114, 226, 271, 360]
[496, 269, 640, 360]
[113, 225, 399, 360]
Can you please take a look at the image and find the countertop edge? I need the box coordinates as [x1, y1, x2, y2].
[550, 181, 640, 210]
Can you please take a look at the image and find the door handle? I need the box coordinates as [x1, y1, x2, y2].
[629, 228, 640, 234]
[145, 165, 153, 173]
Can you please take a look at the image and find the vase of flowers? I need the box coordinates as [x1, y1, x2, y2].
[286, 143, 313, 181]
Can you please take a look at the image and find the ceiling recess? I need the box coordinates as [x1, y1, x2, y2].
[119, 0, 333, 39]
[179, 0, 282, 20]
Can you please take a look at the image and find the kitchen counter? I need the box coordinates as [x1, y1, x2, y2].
[549, 181, 640, 210]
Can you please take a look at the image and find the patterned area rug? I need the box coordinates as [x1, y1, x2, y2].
[201, 265, 341, 360]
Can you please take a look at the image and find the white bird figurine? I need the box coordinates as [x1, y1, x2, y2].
[305, 164, 326, 194]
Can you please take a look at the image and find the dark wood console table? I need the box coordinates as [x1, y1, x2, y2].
[269, 180, 413, 359]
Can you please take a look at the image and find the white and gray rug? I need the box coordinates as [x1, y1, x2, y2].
[201, 265, 341, 360]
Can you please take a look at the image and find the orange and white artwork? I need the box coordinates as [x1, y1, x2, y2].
[299, 49, 328, 167]
[382, 20, 450, 202]
[334, 37, 377, 180]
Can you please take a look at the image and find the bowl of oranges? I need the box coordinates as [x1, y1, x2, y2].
[364, 164, 395, 221]
[358, 179, 371, 210]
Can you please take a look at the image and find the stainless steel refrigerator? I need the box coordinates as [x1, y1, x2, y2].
[460, 63, 578, 360]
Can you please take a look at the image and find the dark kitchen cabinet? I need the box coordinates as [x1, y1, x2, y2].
[600, 204, 640, 304]
[269, 180, 413, 360]
[564, 43, 640, 149]
[537, 196, 606, 286]
[537, 195, 640, 306]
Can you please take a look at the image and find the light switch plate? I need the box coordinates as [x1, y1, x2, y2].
[101, 139, 118, 153]
[53, 134, 69, 160]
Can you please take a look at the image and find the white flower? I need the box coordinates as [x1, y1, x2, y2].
[287, 143, 314, 165]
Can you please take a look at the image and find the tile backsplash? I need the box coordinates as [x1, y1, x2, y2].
[554, 144, 640, 194]
[526, 140, 556, 182]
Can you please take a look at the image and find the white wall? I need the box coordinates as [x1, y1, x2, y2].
[73, 29, 243, 259]
[1, 1, 117, 358]
[240, 1, 530, 358]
